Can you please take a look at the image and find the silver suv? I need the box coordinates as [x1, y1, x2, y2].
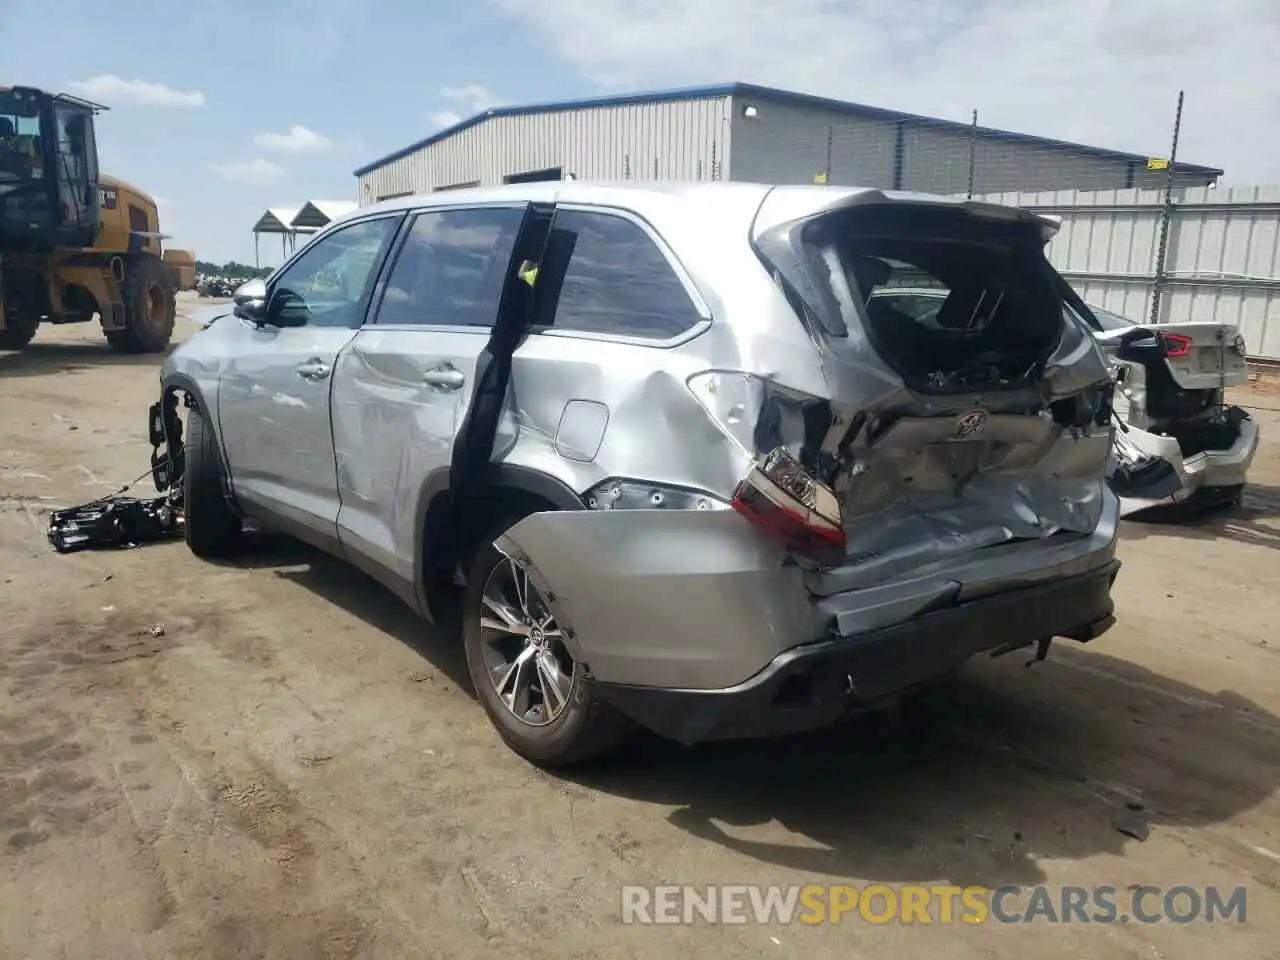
[152, 182, 1122, 767]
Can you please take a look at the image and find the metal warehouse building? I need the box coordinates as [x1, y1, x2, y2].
[354, 82, 1223, 204]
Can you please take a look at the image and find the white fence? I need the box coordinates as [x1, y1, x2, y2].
[974, 186, 1280, 362]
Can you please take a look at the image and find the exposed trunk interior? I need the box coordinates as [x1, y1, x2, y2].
[1107, 330, 1245, 457]
[745, 196, 1114, 595]
[1121, 336, 1224, 424]
[801, 204, 1065, 394]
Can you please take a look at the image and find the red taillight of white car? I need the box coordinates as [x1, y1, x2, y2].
[731, 447, 846, 564]
[1160, 332, 1193, 359]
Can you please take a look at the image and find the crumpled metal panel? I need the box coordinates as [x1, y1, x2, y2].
[494, 508, 817, 690]
[495, 485, 1119, 690]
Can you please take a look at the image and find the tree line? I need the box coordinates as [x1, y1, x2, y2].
[194, 260, 273, 279]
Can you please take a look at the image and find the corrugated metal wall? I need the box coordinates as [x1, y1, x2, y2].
[357, 97, 732, 204]
[727, 99, 898, 188]
[727, 97, 1217, 195]
[976, 186, 1280, 360]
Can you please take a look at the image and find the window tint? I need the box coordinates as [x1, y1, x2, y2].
[545, 210, 702, 339]
[375, 206, 524, 327]
[270, 216, 399, 329]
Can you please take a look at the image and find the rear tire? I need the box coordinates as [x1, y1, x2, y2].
[106, 257, 175, 354]
[183, 406, 242, 559]
[463, 514, 633, 768]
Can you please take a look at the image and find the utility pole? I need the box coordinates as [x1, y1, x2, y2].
[966, 110, 978, 199]
[1150, 89, 1185, 326]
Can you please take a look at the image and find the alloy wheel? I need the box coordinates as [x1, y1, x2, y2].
[478, 556, 574, 726]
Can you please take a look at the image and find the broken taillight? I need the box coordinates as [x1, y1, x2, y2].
[1160, 332, 1193, 358]
[731, 448, 845, 564]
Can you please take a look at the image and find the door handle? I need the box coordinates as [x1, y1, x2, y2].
[422, 365, 465, 391]
[296, 359, 332, 381]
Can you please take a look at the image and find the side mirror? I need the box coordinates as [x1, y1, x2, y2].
[232, 278, 267, 323]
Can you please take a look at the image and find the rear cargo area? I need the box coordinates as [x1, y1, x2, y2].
[801, 204, 1067, 394]
[748, 194, 1117, 595]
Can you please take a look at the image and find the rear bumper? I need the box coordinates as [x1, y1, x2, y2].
[595, 559, 1120, 745]
[497, 492, 1118, 693]
[1182, 413, 1259, 490]
[1112, 411, 1259, 515]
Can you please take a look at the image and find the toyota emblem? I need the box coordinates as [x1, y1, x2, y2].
[955, 410, 987, 437]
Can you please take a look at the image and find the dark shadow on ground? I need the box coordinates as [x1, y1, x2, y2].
[0, 339, 173, 379]
[1120, 481, 1280, 549]
[210, 531, 473, 694]
[178, 533, 1280, 893]
[562, 646, 1280, 890]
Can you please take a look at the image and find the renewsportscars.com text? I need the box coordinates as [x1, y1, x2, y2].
[621, 884, 1248, 925]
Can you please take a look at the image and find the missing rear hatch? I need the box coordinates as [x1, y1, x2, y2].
[758, 202, 1067, 395]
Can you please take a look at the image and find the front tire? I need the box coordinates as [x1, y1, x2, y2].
[106, 257, 175, 354]
[0, 311, 38, 351]
[463, 516, 632, 767]
[182, 406, 242, 559]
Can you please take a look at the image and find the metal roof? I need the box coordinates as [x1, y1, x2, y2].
[292, 200, 358, 230]
[353, 81, 1224, 180]
[252, 207, 300, 234]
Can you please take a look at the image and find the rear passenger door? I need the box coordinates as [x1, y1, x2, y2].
[330, 203, 528, 587]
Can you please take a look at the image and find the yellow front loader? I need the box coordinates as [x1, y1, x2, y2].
[0, 84, 196, 352]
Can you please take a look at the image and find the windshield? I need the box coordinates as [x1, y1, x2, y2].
[0, 92, 45, 185]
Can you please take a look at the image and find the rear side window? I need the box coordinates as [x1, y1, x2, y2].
[376, 206, 524, 327]
[542, 210, 702, 339]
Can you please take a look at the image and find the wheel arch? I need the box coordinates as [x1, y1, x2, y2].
[415, 463, 586, 623]
[160, 371, 236, 500]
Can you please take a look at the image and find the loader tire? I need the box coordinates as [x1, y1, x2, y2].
[106, 257, 175, 354]
[183, 406, 242, 559]
[0, 310, 38, 351]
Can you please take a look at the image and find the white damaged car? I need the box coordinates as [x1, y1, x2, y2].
[869, 285, 1259, 517]
[1070, 301, 1258, 515]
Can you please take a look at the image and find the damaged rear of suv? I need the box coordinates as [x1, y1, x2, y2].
[495, 185, 1121, 757]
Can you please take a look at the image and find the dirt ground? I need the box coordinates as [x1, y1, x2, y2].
[2, 301, 1278, 959]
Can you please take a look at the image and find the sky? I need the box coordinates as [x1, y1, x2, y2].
[3, 0, 1277, 266]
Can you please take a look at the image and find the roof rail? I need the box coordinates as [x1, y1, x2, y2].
[53, 92, 110, 112]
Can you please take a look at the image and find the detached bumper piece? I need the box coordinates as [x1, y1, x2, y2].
[46, 400, 184, 554]
[595, 560, 1120, 746]
[1109, 437, 1182, 500]
[48, 497, 181, 554]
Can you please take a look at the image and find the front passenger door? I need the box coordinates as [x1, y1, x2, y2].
[218, 214, 402, 548]
[331, 204, 529, 584]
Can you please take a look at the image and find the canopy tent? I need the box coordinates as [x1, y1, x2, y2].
[250, 207, 300, 267]
[292, 200, 357, 233]
[249, 200, 360, 267]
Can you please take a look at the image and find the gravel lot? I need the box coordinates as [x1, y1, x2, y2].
[2, 303, 1278, 959]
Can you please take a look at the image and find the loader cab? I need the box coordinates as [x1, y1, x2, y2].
[0, 85, 101, 252]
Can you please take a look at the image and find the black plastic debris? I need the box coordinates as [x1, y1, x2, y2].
[1111, 805, 1151, 842]
[47, 496, 181, 554]
[1109, 453, 1182, 501]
